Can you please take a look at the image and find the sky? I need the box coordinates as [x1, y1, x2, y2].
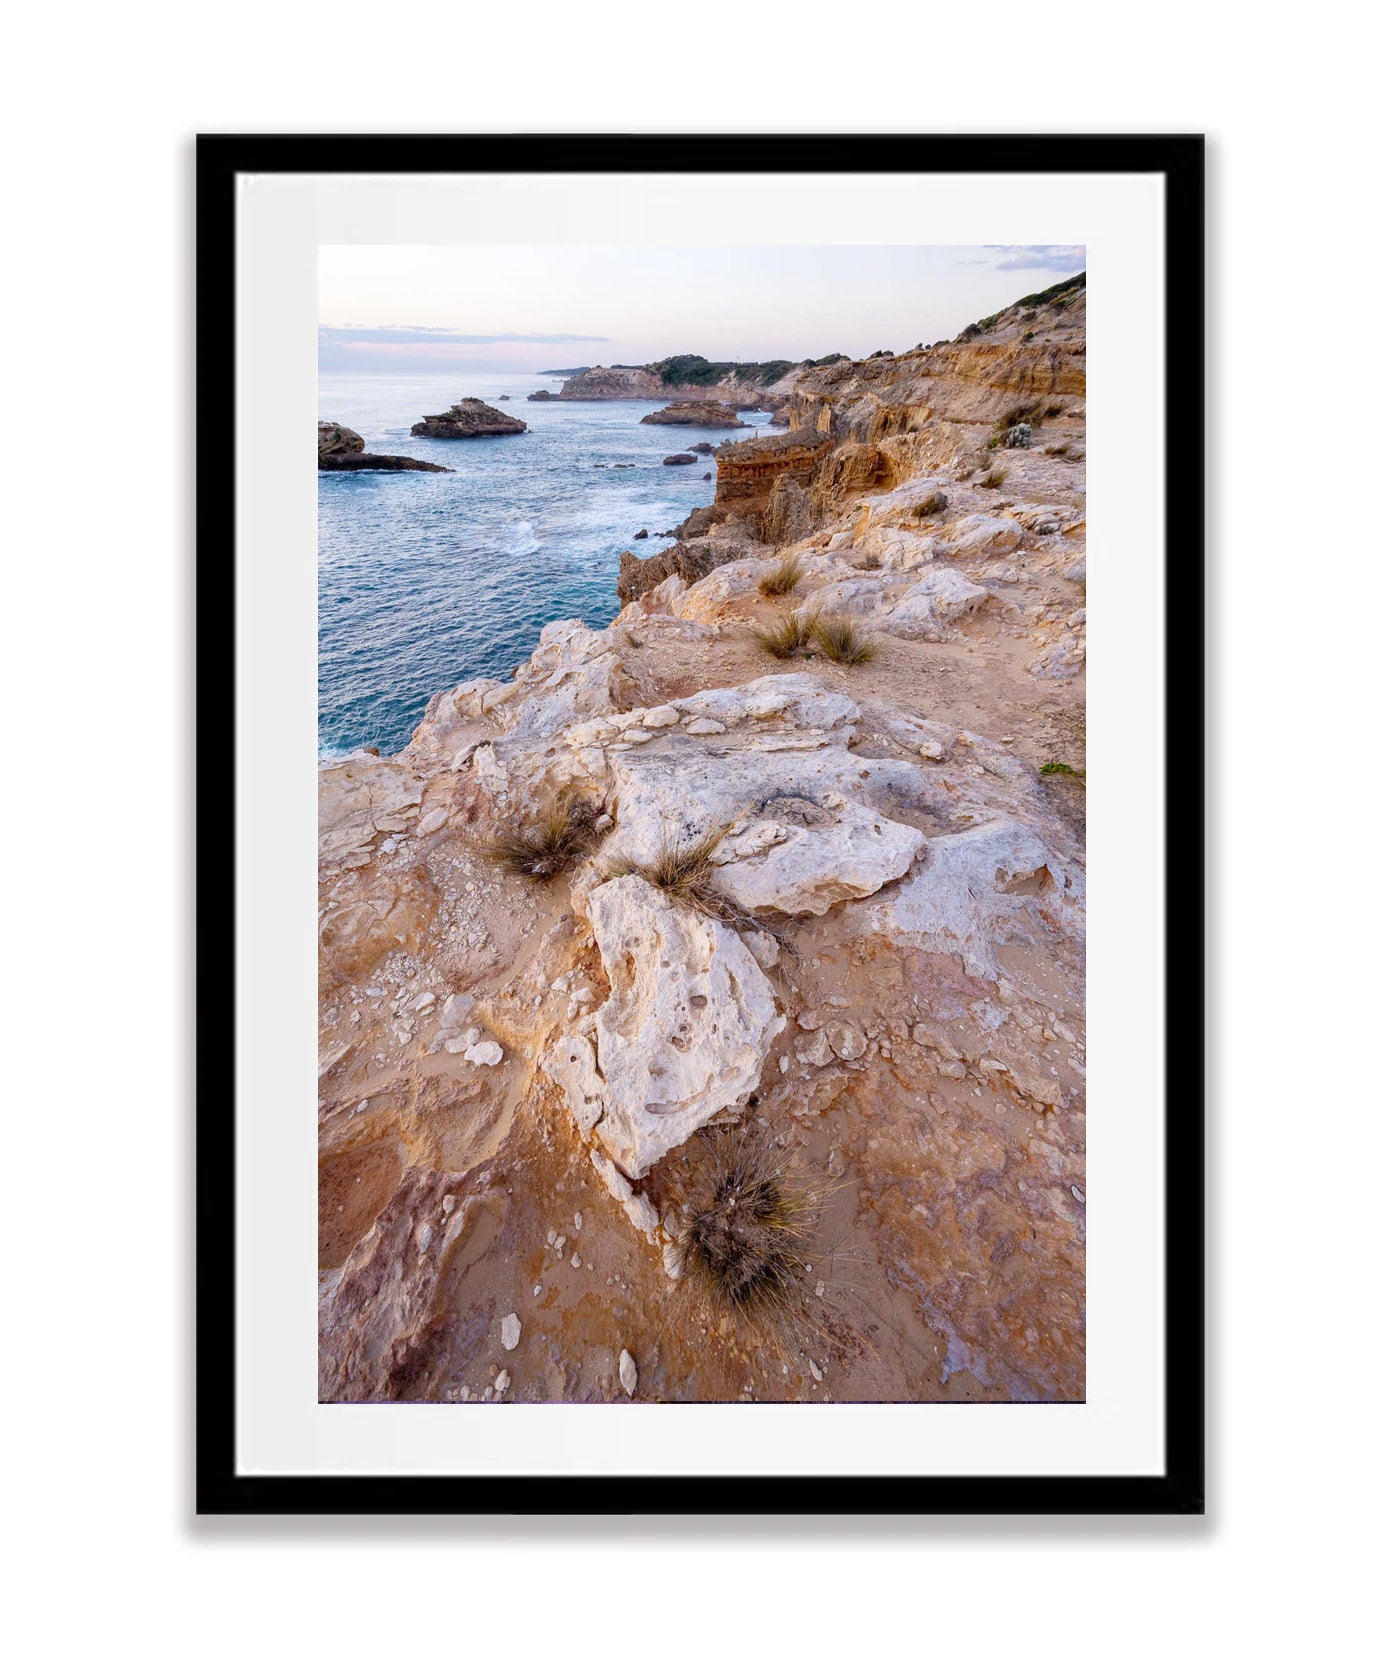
[318, 244, 1086, 376]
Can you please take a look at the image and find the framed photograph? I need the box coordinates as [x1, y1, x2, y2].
[198, 133, 1203, 1515]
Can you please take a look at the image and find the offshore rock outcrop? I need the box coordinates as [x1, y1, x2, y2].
[318, 421, 451, 473]
[410, 398, 527, 439]
[641, 400, 750, 428]
[318, 274, 1089, 1406]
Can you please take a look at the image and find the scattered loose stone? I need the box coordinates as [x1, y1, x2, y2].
[464, 1038, 504, 1066]
[619, 1349, 638, 1396]
[501, 1313, 521, 1351]
[494, 1370, 510, 1392]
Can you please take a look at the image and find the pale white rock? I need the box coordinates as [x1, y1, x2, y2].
[318, 755, 424, 867]
[940, 514, 1022, 559]
[739, 928, 781, 970]
[589, 1148, 661, 1237]
[711, 795, 923, 917]
[443, 1028, 480, 1055]
[684, 717, 727, 735]
[619, 1349, 638, 1397]
[408, 990, 435, 1013]
[463, 1038, 504, 1067]
[494, 1370, 510, 1393]
[795, 1028, 834, 1068]
[583, 875, 780, 1177]
[416, 806, 449, 838]
[881, 568, 988, 639]
[619, 728, 654, 744]
[846, 819, 1083, 981]
[500, 1313, 521, 1351]
[919, 740, 946, 761]
[642, 705, 681, 728]
[662, 1242, 685, 1280]
[543, 1034, 605, 1134]
[440, 993, 476, 1031]
[828, 1023, 868, 1062]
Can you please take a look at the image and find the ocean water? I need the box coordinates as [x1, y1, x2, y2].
[318, 371, 780, 757]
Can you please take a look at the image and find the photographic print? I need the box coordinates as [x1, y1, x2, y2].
[202, 135, 1202, 1512]
[316, 242, 1090, 1407]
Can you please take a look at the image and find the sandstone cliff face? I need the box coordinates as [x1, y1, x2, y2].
[411, 398, 527, 439]
[318, 278, 1088, 1407]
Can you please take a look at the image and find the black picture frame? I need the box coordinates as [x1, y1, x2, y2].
[196, 132, 1204, 1518]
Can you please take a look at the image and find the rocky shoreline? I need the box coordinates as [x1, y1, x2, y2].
[318, 276, 1088, 1405]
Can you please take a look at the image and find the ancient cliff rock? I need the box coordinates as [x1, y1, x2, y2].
[410, 398, 527, 438]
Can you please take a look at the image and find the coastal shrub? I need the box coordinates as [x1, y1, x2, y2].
[1039, 761, 1083, 778]
[1004, 422, 1034, 449]
[653, 354, 795, 389]
[757, 556, 803, 597]
[810, 613, 876, 667]
[478, 788, 597, 880]
[753, 611, 811, 659]
[679, 1126, 820, 1339]
[611, 819, 735, 919]
[981, 467, 1008, 490]
[912, 489, 949, 518]
[1013, 273, 1084, 311]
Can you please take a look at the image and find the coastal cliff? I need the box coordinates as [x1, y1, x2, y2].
[318, 275, 1088, 1405]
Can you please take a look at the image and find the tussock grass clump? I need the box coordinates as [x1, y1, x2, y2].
[852, 556, 882, 571]
[912, 489, 949, 518]
[753, 609, 811, 659]
[810, 612, 877, 667]
[610, 818, 735, 918]
[1043, 444, 1071, 458]
[757, 555, 803, 598]
[680, 1127, 819, 1337]
[479, 788, 596, 880]
[981, 466, 1008, 490]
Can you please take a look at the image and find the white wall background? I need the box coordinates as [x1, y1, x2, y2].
[4, 4, 1393, 1674]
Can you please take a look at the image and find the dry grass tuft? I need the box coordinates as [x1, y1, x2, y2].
[912, 489, 949, 518]
[478, 788, 597, 880]
[609, 818, 736, 918]
[810, 612, 876, 666]
[757, 555, 803, 597]
[981, 466, 1008, 490]
[679, 1127, 820, 1340]
[752, 609, 811, 659]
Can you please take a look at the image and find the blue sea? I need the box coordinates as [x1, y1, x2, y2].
[317, 371, 781, 758]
